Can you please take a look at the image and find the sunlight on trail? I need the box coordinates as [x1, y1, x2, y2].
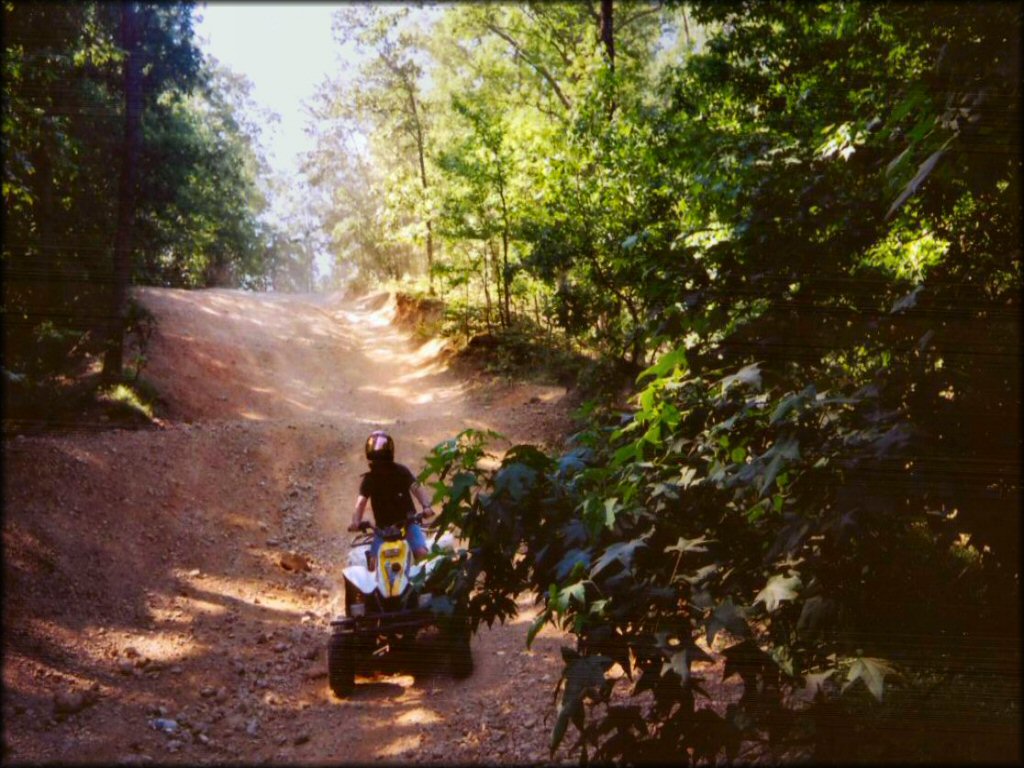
[380, 733, 427, 758]
[358, 383, 465, 406]
[395, 707, 442, 726]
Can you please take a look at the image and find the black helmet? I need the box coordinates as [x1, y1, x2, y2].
[365, 430, 394, 462]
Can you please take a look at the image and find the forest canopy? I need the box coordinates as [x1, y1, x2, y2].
[2, 1, 312, 389]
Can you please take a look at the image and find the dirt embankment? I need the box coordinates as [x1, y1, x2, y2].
[2, 288, 580, 765]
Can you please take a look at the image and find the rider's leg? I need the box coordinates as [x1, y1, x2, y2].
[367, 531, 383, 572]
[408, 523, 428, 563]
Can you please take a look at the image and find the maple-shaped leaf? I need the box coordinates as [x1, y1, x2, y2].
[551, 655, 613, 753]
[842, 657, 896, 702]
[705, 600, 750, 646]
[801, 669, 836, 702]
[660, 644, 712, 686]
[493, 462, 538, 501]
[891, 285, 924, 314]
[754, 573, 801, 613]
[720, 362, 762, 395]
[758, 436, 800, 497]
[590, 538, 646, 577]
[722, 639, 773, 682]
[664, 535, 713, 555]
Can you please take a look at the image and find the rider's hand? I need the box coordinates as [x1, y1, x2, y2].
[421, 506, 435, 519]
[347, 521, 361, 532]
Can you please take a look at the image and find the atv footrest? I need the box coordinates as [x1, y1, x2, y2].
[331, 609, 434, 635]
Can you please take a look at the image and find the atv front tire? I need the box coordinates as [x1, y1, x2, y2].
[328, 632, 356, 697]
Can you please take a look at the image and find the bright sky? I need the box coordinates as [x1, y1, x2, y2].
[194, 2, 358, 279]
[194, 2, 347, 178]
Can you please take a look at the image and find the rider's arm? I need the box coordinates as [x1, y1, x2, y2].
[349, 495, 369, 532]
[410, 481, 434, 517]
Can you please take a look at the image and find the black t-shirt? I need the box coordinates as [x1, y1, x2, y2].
[358, 461, 417, 528]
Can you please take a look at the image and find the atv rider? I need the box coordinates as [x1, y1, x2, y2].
[348, 430, 435, 570]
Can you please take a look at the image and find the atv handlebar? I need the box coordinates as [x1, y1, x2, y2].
[351, 511, 431, 541]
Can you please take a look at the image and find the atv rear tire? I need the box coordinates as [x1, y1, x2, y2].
[328, 632, 356, 697]
[448, 619, 473, 679]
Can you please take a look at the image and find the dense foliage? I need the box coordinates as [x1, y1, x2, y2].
[2, 1, 294, 391]
[320, 1, 1023, 763]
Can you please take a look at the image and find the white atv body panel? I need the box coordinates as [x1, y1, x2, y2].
[342, 530, 460, 595]
[347, 544, 369, 569]
[343, 564, 378, 594]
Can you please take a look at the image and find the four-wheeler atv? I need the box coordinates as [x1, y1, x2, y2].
[327, 513, 473, 697]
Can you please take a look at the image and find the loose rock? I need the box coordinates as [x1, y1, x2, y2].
[279, 552, 310, 572]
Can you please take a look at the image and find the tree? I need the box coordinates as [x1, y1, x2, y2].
[327, 5, 438, 291]
[3, 1, 278, 395]
[414, 2, 1020, 763]
[102, 2, 143, 380]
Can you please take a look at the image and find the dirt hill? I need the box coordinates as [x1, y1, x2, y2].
[2, 288, 582, 765]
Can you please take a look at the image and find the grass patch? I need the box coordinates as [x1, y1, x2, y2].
[98, 382, 155, 420]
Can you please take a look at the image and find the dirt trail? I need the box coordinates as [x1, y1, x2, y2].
[2, 288, 577, 765]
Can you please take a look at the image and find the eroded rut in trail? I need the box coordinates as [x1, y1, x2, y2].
[2, 288, 579, 765]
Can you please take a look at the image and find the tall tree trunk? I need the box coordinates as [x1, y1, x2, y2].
[425, 217, 435, 293]
[488, 239, 506, 328]
[501, 229, 511, 327]
[497, 181, 512, 328]
[482, 245, 493, 331]
[102, 2, 142, 382]
[382, 50, 436, 295]
[598, 0, 616, 117]
[599, 0, 615, 71]
[407, 85, 435, 295]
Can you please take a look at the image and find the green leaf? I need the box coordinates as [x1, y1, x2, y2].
[448, 471, 477, 502]
[555, 549, 591, 581]
[612, 443, 637, 466]
[493, 462, 538, 501]
[802, 669, 836, 701]
[719, 362, 762, 395]
[842, 657, 896, 702]
[638, 386, 655, 415]
[661, 403, 681, 428]
[705, 600, 750, 646]
[797, 595, 837, 641]
[660, 643, 712, 685]
[769, 644, 795, 677]
[758, 436, 800, 497]
[891, 285, 924, 313]
[551, 655, 613, 753]
[769, 385, 815, 425]
[722, 639, 773, 682]
[602, 497, 621, 528]
[886, 145, 949, 221]
[638, 346, 688, 383]
[591, 539, 646, 577]
[552, 581, 586, 613]
[754, 573, 801, 612]
[526, 610, 549, 649]
[664, 535, 713, 555]
[679, 562, 718, 585]
[678, 466, 699, 488]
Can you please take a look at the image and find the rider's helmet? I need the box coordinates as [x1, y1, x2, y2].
[365, 430, 395, 462]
